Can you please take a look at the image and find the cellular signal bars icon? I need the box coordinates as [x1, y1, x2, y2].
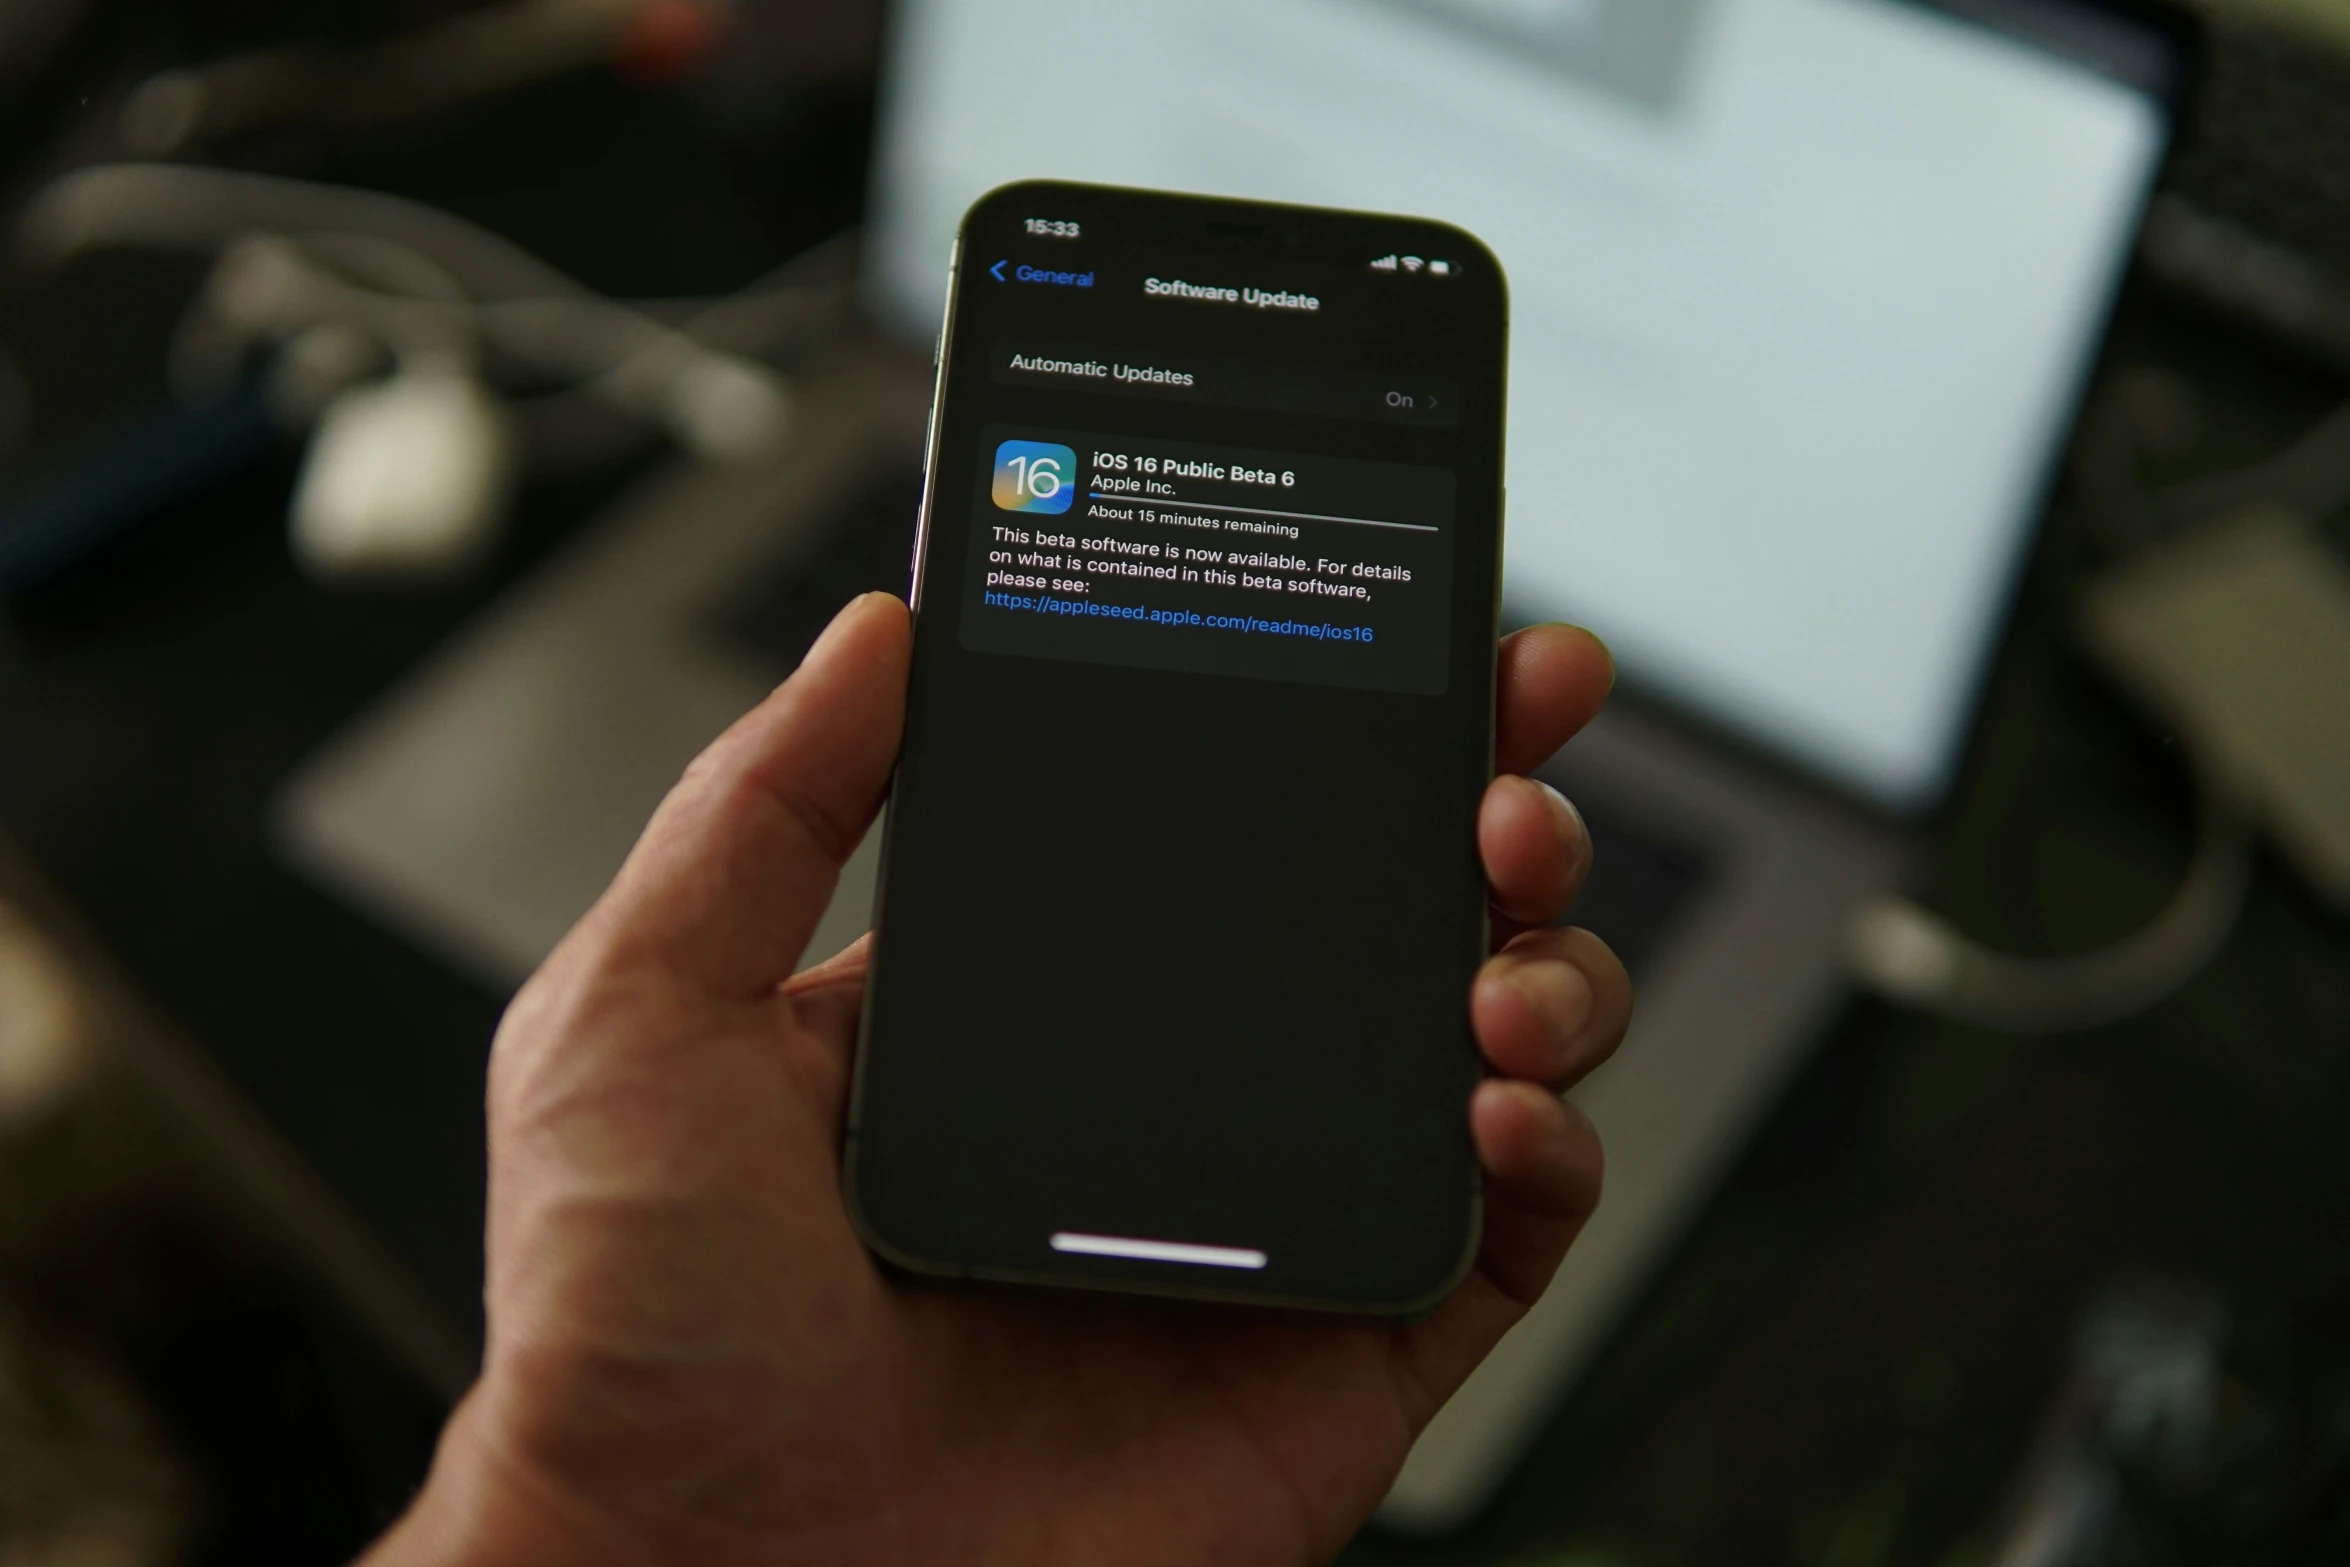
[1371, 253, 1454, 276]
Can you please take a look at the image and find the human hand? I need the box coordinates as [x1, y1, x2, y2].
[364, 594, 1630, 1567]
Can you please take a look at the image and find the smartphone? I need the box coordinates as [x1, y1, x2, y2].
[846, 181, 1508, 1315]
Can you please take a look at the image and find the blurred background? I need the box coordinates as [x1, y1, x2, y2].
[0, 0, 2346, 1561]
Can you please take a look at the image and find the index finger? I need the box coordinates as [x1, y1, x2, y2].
[1496, 624, 1613, 777]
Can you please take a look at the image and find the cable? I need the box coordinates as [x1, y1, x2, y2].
[18, 165, 851, 461]
[20, 163, 614, 299]
[10, 165, 854, 582]
[184, 234, 479, 385]
[1846, 371, 2350, 1032]
[1847, 770, 2256, 1033]
[16, 163, 848, 331]
[1843, 375, 2344, 1032]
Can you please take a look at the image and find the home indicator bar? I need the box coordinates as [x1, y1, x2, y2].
[1049, 1232, 1270, 1270]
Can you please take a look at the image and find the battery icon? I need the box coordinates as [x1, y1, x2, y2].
[1428, 259, 1453, 277]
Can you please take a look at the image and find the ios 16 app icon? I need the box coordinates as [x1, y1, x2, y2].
[992, 439, 1077, 515]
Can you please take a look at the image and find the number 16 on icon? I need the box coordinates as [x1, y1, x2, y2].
[993, 440, 1077, 515]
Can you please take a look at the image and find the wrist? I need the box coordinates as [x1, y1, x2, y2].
[361, 1391, 623, 1567]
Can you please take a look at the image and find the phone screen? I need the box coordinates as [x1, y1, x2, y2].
[848, 183, 1509, 1312]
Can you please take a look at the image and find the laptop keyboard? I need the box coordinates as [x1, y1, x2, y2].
[703, 465, 926, 679]
[2166, 23, 2350, 282]
[2143, 19, 2350, 363]
[706, 464, 1717, 977]
[1547, 787, 1714, 980]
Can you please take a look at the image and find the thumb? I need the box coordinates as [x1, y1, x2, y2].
[585, 593, 910, 1000]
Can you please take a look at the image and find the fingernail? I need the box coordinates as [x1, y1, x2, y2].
[1533, 778, 1585, 847]
[804, 593, 889, 665]
[1505, 956, 1594, 1043]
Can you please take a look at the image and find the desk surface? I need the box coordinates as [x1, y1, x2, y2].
[3, 91, 2348, 1562]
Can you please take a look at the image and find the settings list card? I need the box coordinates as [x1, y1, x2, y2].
[960, 427, 1457, 696]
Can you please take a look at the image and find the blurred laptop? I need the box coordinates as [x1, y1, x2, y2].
[277, 0, 2191, 1531]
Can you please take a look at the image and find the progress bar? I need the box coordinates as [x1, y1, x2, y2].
[1050, 1232, 1268, 1270]
[1088, 493, 1438, 533]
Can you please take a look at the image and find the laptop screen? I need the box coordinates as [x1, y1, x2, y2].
[864, 0, 2181, 810]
